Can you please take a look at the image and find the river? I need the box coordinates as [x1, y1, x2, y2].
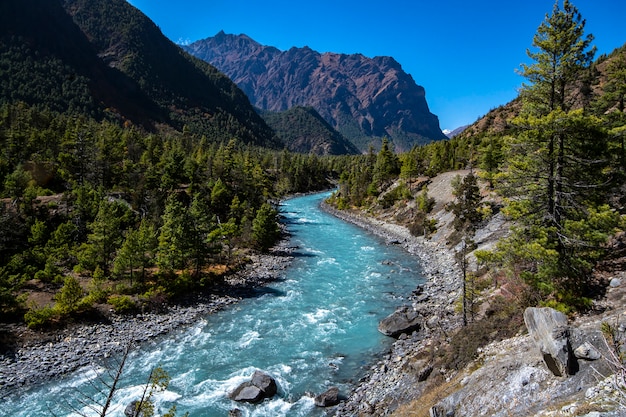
[1, 191, 425, 417]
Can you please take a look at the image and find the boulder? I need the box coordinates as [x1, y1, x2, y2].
[250, 370, 277, 397]
[124, 401, 146, 417]
[315, 386, 340, 407]
[523, 307, 575, 377]
[229, 383, 265, 403]
[574, 341, 602, 361]
[229, 370, 278, 404]
[378, 306, 421, 338]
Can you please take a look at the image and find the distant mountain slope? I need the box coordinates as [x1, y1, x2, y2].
[184, 32, 447, 152]
[0, 0, 281, 148]
[260, 106, 360, 155]
[445, 125, 469, 138]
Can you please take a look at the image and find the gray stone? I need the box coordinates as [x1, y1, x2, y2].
[609, 278, 621, 287]
[378, 306, 421, 338]
[229, 370, 278, 403]
[523, 307, 575, 377]
[250, 370, 277, 397]
[124, 400, 146, 417]
[229, 383, 264, 403]
[315, 386, 340, 407]
[574, 342, 602, 361]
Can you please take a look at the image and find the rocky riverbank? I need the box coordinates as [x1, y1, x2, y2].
[0, 241, 294, 398]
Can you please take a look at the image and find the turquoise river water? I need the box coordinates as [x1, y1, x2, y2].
[1, 191, 425, 417]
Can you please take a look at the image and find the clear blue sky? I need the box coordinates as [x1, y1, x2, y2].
[127, 0, 625, 131]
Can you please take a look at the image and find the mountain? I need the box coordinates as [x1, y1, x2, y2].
[0, 0, 281, 148]
[444, 125, 469, 138]
[183, 32, 448, 152]
[260, 106, 360, 155]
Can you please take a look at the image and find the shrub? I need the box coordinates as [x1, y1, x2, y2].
[24, 305, 58, 329]
[107, 294, 136, 313]
[55, 276, 83, 314]
[416, 188, 435, 213]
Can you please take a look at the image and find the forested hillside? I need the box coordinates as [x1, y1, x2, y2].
[260, 106, 360, 155]
[0, 0, 280, 148]
[0, 0, 338, 328]
[0, 103, 338, 326]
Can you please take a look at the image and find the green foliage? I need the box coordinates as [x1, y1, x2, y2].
[450, 172, 482, 234]
[24, 304, 57, 329]
[107, 294, 136, 313]
[0, 101, 340, 323]
[379, 182, 412, 209]
[252, 203, 280, 252]
[372, 138, 400, 187]
[518, 0, 595, 114]
[55, 276, 83, 315]
[415, 187, 435, 213]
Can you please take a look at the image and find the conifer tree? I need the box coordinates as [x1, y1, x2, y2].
[496, 1, 622, 308]
[252, 203, 280, 252]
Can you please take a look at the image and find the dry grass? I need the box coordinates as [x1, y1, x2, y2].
[390, 373, 464, 417]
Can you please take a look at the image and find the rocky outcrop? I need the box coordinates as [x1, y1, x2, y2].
[523, 307, 575, 377]
[228, 370, 278, 404]
[378, 306, 421, 338]
[315, 386, 340, 407]
[183, 32, 447, 152]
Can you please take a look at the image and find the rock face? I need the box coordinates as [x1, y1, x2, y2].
[314, 386, 340, 407]
[229, 370, 278, 404]
[378, 306, 421, 338]
[523, 307, 574, 377]
[184, 32, 447, 152]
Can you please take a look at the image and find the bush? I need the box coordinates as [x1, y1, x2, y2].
[107, 294, 136, 313]
[409, 212, 437, 237]
[24, 305, 58, 329]
[55, 276, 83, 314]
[415, 188, 435, 213]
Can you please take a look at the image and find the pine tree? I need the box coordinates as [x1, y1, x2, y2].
[495, 0, 623, 309]
[252, 203, 280, 252]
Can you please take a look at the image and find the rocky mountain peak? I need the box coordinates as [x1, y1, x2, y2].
[184, 33, 447, 152]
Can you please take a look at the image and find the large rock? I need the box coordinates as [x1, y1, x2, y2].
[378, 306, 421, 338]
[523, 307, 575, 377]
[229, 370, 278, 404]
[315, 386, 340, 407]
[250, 370, 277, 397]
[124, 401, 146, 417]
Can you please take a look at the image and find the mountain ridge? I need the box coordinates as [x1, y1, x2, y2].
[184, 32, 448, 152]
